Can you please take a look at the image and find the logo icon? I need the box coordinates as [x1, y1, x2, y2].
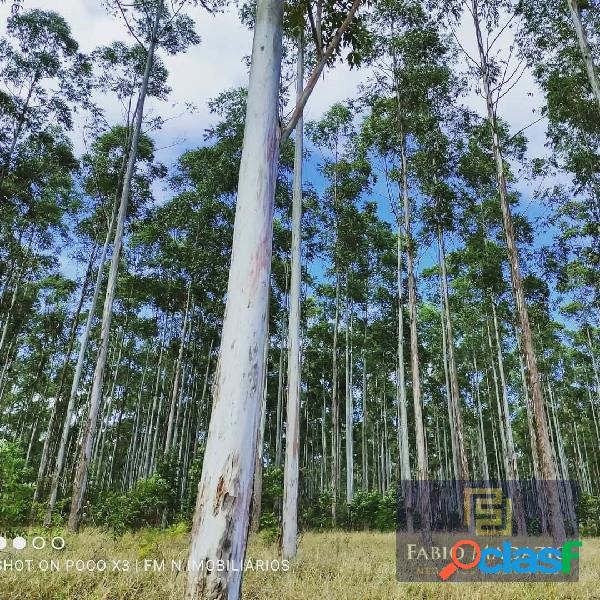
[464, 487, 512, 536]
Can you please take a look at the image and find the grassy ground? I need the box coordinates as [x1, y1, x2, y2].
[0, 529, 598, 599]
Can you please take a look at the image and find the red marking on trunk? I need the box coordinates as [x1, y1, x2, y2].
[214, 476, 227, 514]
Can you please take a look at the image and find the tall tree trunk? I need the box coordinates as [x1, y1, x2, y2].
[192, 339, 213, 458]
[251, 331, 269, 534]
[164, 284, 192, 454]
[490, 303, 527, 535]
[566, 0, 600, 112]
[471, 0, 565, 544]
[185, 0, 283, 596]
[437, 230, 462, 521]
[282, 33, 303, 561]
[439, 269, 458, 481]
[48, 159, 124, 518]
[473, 355, 490, 482]
[331, 271, 340, 524]
[142, 315, 168, 477]
[321, 375, 327, 492]
[67, 8, 161, 533]
[438, 228, 469, 481]
[400, 134, 430, 544]
[396, 221, 412, 531]
[33, 244, 97, 509]
[361, 300, 368, 491]
[275, 267, 288, 468]
[345, 284, 354, 503]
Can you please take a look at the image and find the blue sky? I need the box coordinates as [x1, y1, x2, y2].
[0, 0, 572, 325]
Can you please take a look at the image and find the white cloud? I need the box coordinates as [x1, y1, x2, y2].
[1, 1, 551, 192]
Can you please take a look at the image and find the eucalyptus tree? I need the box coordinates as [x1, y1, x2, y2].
[362, 0, 461, 542]
[0, 127, 78, 362]
[68, 0, 201, 533]
[282, 19, 305, 559]
[0, 8, 90, 203]
[518, 1, 600, 323]
[43, 125, 164, 523]
[564, 0, 600, 110]
[434, 0, 566, 542]
[185, 0, 367, 595]
[307, 101, 369, 517]
[416, 125, 472, 497]
[0, 9, 88, 376]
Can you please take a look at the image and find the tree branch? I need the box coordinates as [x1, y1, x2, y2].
[280, 0, 362, 145]
[306, 0, 323, 59]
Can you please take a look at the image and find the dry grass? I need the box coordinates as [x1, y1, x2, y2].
[0, 529, 598, 599]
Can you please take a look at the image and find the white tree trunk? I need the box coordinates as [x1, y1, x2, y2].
[396, 223, 412, 530]
[400, 136, 430, 543]
[165, 283, 192, 454]
[567, 0, 600, 112]
[331, 272, 340, 523]
[67, 7, 160, 532]
[282, 33, 303, 561]
[44, 211, 116, 524]
[472, 0, 565, 543]
[345, 290, 354, 503]
[438, 228, 469, 481]
[185, 0, 283, 596]
[251, 330, 269, 533]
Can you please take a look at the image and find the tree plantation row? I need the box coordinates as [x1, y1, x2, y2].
[0, 0, 598, 599]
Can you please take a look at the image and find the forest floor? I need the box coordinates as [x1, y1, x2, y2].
[1, 529, 599, 599]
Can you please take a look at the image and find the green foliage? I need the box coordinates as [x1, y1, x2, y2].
[301, 490, 335, 530]
[181, 446, 205, 519]
[346, 489, 396, 531]
[90, 474, 174, 537]
[259, 511, 279, 544]
[261, 467, 284, 515]
[0, 441, 34, 531]
[578, 493, 600, 537]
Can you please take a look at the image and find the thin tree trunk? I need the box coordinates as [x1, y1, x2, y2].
[33, 245, 97, 509]
[361, 307, 368, 491]
[142, 316, 168, 477]
[331, 271, 340, 524]
[345, 285, 354, 503]
[67, 7, 161, 533]
[164, 283, 192, 454]
[251, 331, 269, 534]
[438, 238, 461, 517]
[438, 228, 469, 481]
[400, 134, 430, 544]
[566, 0, 600, 113]
[282, 33, 303, 560]
[321, 375, 327, 492]
[275, 268, 287, 467]
[491, 304, 526, 535]
[396, 221, 412, 531]
[192, 339, 213, 458]
[472, 0, 565, 544]
[473, 355, 490, 482]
